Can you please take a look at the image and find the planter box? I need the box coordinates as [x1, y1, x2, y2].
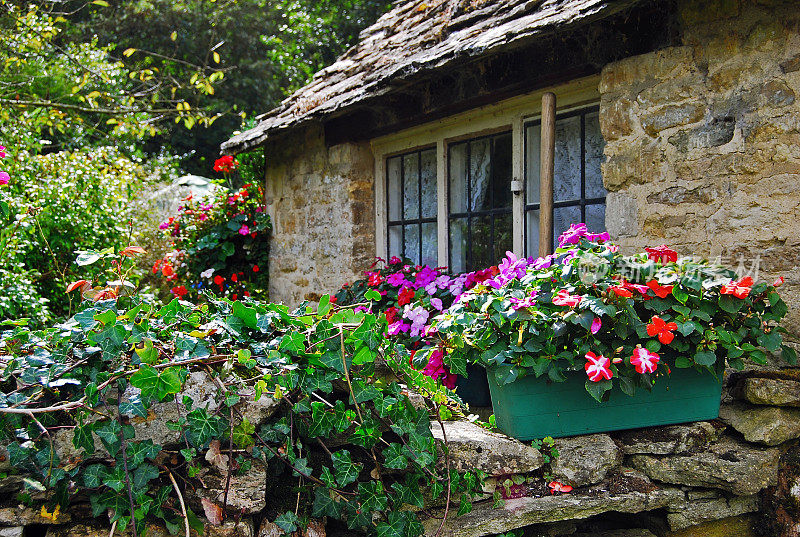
[486, 366, 723, 440]
[455, 364, 492, 407]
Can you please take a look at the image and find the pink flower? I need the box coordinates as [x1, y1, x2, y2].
[630, 347, 660, 374]
[509, 291, 537, 310]
[590, 317, 602, 334]
[158, 221, 170, 230]
[552, 289, 581, 307]
[431, 297, 443, 311]
[422, 349, 456, 389]
[548, 481, 573, 494]
[387, 321, 410, 336]
[586, 231, 611, 242]
[0, 171, 9, 185]
[238, 225, 250, 235]
[387, 272, 408, 287]
[198, 213, 208, 221]
[558, 223, 588, 246]
[389, 256, 402, 264]
[645, 245, 678, 264]
[584, 351, 613, 382]
[0, 146, 6, 158]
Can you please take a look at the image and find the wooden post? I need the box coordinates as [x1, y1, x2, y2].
[538, 92, 556, 257]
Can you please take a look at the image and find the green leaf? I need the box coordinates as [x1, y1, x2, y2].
[693, 350, 717, 366]
[83, 464, 106, 488]
[331, 450, 361, 487]
[232, 418, 256, 448]
[130, 365, 183, 402]
[719, 295, 743, 314]
[274, 511, 300, 533]
[457, 493, 472, 516]
[132, 464, 160, 491]
[757, 331, 782, 352]
[318, 295, 331, 316]
[126, 440, 160, 467]
[73, 421, 95, 454]
[364, 289, 382, 301]
[312, 487, 342, 518]
[185, 408, 226, 448]
[279, 332, 306, 355]
[232, 302, 258, 329]
[782, 345, 798, 366]
[585, 378, 612, 402]
[358, 481, 388, 512]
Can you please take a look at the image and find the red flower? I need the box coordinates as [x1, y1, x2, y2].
[622, 280, 650, 296]
[548, 481, 573, 495]
[552, 289, 581, 307]
[329, 295, 337, 304]
[630, 347, 660, 374]
[213, 155, 238, 173]
[721, 276, 753, 299]
[367, 272, 383, 287]
[231, 293, 238, 301]
[647, 280, 673, 299]
[253, 265, 260, 272]
[162, 264, 175, 279]
[214, 275, 224, 285]
[773, 276, 785, 288]
[645, 245, 678, 263]
[385, 306, 399, 325]
[231, 274, 238, 282]
[585, 351, 613, 382]
[171, 285, 188, 298]
[609, 286, 633, 298]
[398, 287, 415, 307]
[646, 316, 678, 345]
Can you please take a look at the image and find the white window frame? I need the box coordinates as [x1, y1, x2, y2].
[371, 75, 602, 268]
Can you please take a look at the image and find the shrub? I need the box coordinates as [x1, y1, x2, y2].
[432, 224, 795, 401]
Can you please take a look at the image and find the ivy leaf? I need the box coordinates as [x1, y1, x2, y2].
[312, 487, 342, 518]
[274, 511, 300, 533]
[331, 450, 362, 487]
[83, 464, 107, 488]
[130, 365, 183, 402]
[125, 440, 161, 467]
[279, 332, 306, 355]
[232, 418, 256, 448]
[94, 420, 122, 456]
[382, 443, 408, 470]
[132, 463, 160, 491]
[357, 481, 388, 513]
[457, 493, 473, 516]
[232, 302, 258, 329]
[73, 420, 95, 454]
[119, 394, 148, 418]
[185, 408, 226, 448]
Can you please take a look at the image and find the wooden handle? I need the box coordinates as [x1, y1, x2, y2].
[539, 92, 556, 257]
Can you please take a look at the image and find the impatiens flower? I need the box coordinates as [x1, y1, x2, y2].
[591, 317, 602, 334]
[239, 225, 250, 235]
[647, 280, 673, 299]
[0, 171, 9, 185]
[721, 276, 754, 299]
[214, 275, 224, 285]
[630, 347, 660, 374]
[645, 245, 678, 264]
[558, 223, 588, 246]
[584, 351, 613, 382]
[389, 256, 402, 264]
[158, 221, 170, 230]
[586, 231, 611, 242]
[253, 265, 260, 272]
[414, 266, 438, 289]
[387, 321, 411, 336]
[387, 272, 408, 287]
[552, 289, 581, 307]
[422, 349, 457, 389]
[0, 146, 6, 158]
[774, 276, 785, 288]
[548, 481, 573, 495]
[431, 297, 443, 311]
[509, 291, 538, 310]
[231, 274, 238, 282]
[621, 280, 650, 296]
[397, 286, 415, 307]
[609, 285, 633, 298]
[385, 306, 399, 325]
[532, 254, 554, 270]
[200, 268, 215, 279]
[403, 305, 430, 337]
[646, 316, 678, 344]
[367, 272, 383, 286]
[171, 285, 188, 298]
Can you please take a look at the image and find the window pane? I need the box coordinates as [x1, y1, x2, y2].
[420, 148, 437, 219]
[585, 111, 606, 199]
[493, 213, 513, 262]
[526, 209, 540, 257]
[525, 124, 541, 204]
[387, 156, 402, 221]
[449, 142, 468, 214]
[469, 138, 491, 211]
[553, 115, 581, 202]
[449, 217, 468, 273]
[388, 225, 403, 259]
[553, 205, 581, 250]
[404, 224, 420, 265]
[403, 153, 420, 219]
[491, 133, 513, 210]
[421, 222, 437, 267]
[471, 215, 493, 270]
[586, 203, 606, 234]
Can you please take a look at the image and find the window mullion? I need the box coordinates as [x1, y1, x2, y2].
[436, 139, 448, 268]
[512, 115, 524, 257]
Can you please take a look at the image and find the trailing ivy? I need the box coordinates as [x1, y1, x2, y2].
[0, 286, 483, 535]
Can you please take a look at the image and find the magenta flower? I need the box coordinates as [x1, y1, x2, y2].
[387, 272, 409, 287]
[586, 231, 611, 242]
[198, 213, 208, 221]
[158, 221, 170, 230]
[389, 256, 402, 264]
[414, 266, 438, 289]
[630, 347, 660, 374]
[387, 321, 411, 336]
[0, 171, 9, 185]
[422, 349, 457, 389]
[239, 225, 250, 235]
[509, 291, 537, 310]
[558, 223, 588, 247]
[532, 254, 554, 270]
[591, 317, 602, 334]
[431, 297, 443, 311]
[552, 289, 581, 307]
[0, 146, 6, 158]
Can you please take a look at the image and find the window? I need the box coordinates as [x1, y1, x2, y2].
[374, 77, 607, 271]
[448, 132, 513, 273]
[386, 147, 437, 265]
[525, 107, 606, 255]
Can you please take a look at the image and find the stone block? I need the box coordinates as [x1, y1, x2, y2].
[739, 377, 800, 407]
[629, 436, 780, 495]
[719, 401, 800, 446]
[641, 102, 706, 136]
[605, 192, 640, 238]
[0, 529, 22, 537]
[192, 464, 268, 514]
[667, 491, 759, 530]
[574, 530, 656, 537]
[614, 422, 724, 455]
[664, 514, 756, 537]
[550, 434, 623, 487]
[600, 97, 635, 141]
[431, 420, 543, 476]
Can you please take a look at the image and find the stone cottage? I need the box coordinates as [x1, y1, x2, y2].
[222, 0, 800, 341]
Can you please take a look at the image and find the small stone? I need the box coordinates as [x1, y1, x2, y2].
[740, 377, 800, 407]
[550, 434, 623, 487]
[258, 520, 283, 537]
[0, 528, 23, 537]
[719, 402, 800, 446]
[605, 192, 640, 237]
[206, 518, 255, 537]
[0, 505, 73, 526]
[431, 420, 543, 476]
[663, 514, 757, 537]
[667, 491, 758, 530]
[614, 422, 724, 455]
[192, 464, 267, 514]
[629, 436, 780, 495]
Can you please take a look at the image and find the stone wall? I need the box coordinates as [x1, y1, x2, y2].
[3, 371, 800, 537]
[261, 124, 374, 306]
[599, 0, 800, 337]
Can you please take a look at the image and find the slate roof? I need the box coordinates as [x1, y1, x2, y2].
[222, 0, 640, 154]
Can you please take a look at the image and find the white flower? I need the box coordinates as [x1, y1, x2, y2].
[200, 268, 215, 279]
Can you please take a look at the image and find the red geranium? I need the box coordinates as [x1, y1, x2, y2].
[213, 155, 238, 173]
[171, 285, 188, 298]
[214, 275, 224, 285]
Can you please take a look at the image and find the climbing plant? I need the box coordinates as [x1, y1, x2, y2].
[0, 248, 483, 536]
